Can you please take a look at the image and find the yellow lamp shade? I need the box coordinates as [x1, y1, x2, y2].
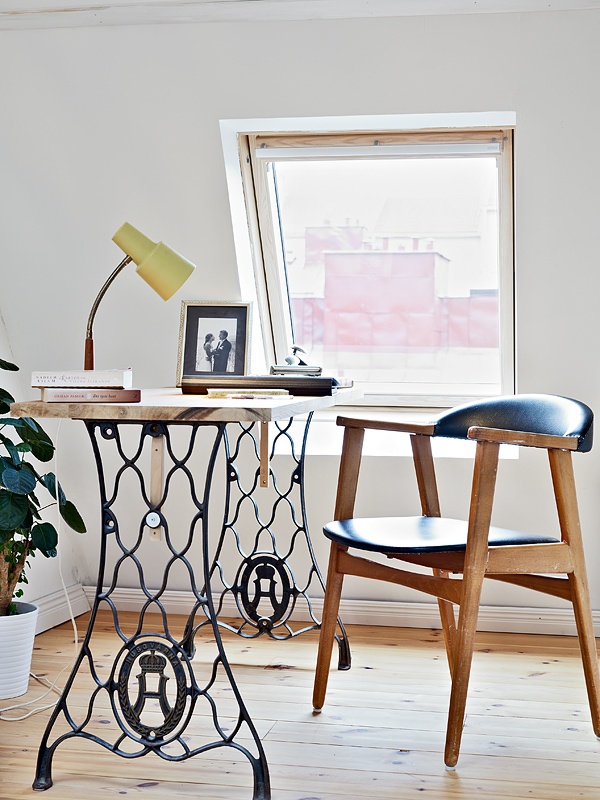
[112, 222, 195, 300]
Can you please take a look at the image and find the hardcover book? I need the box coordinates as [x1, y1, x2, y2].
[39, 387, 141, 403]
[180, 375, 351, 396]
[32, 368, 133, 389]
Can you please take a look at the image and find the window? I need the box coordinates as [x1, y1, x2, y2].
[226, 116, 514, 407]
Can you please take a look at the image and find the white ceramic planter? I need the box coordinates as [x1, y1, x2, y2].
[0, 602, 39, 700]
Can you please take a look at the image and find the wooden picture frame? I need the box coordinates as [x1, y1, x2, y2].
[176, 302, 251, 384]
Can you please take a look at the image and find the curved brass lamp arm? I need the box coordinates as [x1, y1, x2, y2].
[84, 255, 132, 370]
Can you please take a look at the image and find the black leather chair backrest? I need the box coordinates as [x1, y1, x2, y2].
[434, 394, 594, 452]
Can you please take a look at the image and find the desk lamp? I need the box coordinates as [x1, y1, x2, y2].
[84, 222, 195, 370]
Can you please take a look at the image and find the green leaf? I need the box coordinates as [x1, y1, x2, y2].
[40, 472, 66, 505]
[60, 500, 86, 533]
[0, 529, 12, 545]
[15, 442, 32, 453]
[1, 467, 37, 495]
[0, 359, 18, 372]
[16, 423, 54, 462]
[30, 522, 58, 557]
[0, 435, 22, 466]
[0, 418, 27, 428]
[0, 458, 12, 480]
[0, 491, 29, 529]
[20, 461, 39, 479]
[0, 388, 15, 415]
[28, 492, 40, 508]
[22, 417, 39, 432]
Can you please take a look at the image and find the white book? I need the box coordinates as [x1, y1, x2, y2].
[32, 368, 133, 389]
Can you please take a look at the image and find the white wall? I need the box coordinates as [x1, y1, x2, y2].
[1, 9, 600, 623]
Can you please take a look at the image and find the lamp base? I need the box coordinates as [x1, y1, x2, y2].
[84, 338, 94, 371]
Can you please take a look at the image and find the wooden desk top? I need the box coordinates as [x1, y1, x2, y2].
[11, 386, 362, 424]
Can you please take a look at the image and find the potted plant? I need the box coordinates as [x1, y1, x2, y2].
[0, 357, 85, 698]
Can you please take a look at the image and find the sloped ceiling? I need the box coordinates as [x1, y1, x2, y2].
[1, 0, 600, 30]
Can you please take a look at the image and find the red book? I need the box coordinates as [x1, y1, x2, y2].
[39, 387, 141, 403]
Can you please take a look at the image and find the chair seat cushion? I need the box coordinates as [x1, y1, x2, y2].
[323, 516, 560, 553]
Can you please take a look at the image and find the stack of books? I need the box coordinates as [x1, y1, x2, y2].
[31, 368, 141, 403]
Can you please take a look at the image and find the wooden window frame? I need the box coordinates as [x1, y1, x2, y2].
[230, 121, 514, 407]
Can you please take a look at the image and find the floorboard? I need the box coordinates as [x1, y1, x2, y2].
[1, 611, 599, 800]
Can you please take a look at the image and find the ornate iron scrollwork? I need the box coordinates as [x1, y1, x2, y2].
[32, 410, 350, 800]
[237, 554, 294, 630]
[116, 639, 189, 741]
[32, 419, 270, 800]
[205, 414, 351, 669]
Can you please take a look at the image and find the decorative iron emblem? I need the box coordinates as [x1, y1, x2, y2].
[116, 640, 188, 741]
[238, 555, 294, 630]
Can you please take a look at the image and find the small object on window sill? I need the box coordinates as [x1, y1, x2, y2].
[289, 344, 308, 366]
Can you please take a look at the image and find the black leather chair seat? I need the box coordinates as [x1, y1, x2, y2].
[324, 516, 560, 554]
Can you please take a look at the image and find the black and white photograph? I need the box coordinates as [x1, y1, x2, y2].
[176, 302, 250, 383]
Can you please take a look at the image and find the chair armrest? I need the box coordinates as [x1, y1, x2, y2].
[336, 416, 436, 436]
[467, 426, 579, 451]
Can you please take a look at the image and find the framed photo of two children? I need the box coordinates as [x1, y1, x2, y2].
[176, 301, 251, 385]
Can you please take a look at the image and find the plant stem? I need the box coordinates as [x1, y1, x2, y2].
[0, 541, 29, 616]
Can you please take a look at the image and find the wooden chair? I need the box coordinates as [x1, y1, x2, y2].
[312, 394, 600, 768]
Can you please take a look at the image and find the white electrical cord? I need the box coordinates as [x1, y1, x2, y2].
[0, 418, 81, 721]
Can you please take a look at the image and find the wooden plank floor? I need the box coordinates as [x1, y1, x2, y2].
[1, 611, 599, 799]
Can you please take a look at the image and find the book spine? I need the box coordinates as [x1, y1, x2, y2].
[181, 382, 334, 396]
[32, 369, 133, 389]
[40, 388, 141, 403]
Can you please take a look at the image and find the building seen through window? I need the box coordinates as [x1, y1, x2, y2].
[238, 126, 514, 405]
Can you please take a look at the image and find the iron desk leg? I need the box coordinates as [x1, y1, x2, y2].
[197, 412, 351, 670]
[33, 419, 270, 800]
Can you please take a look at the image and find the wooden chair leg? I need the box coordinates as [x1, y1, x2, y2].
[443, 563, 486, 769]
[549, 448, 600, 736]
[313, 542, 347, 712]
[434, 569, 457, 679]
[445, 439, 498, 769]
[568, 568, 600, 736]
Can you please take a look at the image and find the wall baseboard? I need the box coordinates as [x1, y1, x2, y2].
[82, 586, 595, 637]
[33, 584, 90, 634]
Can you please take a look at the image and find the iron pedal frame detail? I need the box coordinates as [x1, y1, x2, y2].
[32, 419, 270, 800]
